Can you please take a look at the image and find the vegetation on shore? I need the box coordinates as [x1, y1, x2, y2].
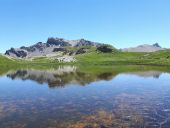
[1, 48, 170, 67]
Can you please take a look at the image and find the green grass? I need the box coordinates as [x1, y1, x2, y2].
[143, 50, 170, 59]
[76, 51, 145, 65]
[1, 50, 170, 79]
[76, 50, 170, 66]
[1, 49, 170, 66]
[1, 48, 170, 83]
[0, 55, 14, 63]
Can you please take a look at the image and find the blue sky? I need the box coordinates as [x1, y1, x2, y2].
[0, 0, 170, 53]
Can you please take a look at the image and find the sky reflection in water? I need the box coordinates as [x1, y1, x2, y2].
[0, 66, 170, 128]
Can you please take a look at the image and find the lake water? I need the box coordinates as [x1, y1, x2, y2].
[0, 65, 170, 128]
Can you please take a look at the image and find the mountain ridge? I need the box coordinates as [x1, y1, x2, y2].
[121, 43, 166, 52]
[5, 37, 168, 60]
[5, 37, 103, 58]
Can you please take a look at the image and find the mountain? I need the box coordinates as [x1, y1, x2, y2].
[121, 43, 166, 52]
[5, 37, 103, 58]
[4, 38, 170, 65]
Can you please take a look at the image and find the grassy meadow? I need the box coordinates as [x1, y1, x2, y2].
[0, 48, 170, 68]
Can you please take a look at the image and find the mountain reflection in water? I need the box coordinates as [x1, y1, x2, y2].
[0, 65, 170, 128]
[6, 66, 163, 88]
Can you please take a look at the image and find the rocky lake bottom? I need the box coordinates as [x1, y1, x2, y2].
[0, 65, 170, 128]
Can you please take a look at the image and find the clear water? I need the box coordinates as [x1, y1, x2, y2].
[0, 66, 170, 128]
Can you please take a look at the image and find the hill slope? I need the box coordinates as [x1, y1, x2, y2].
[76, 49, 170, 66]
[0, 54, 14, 64]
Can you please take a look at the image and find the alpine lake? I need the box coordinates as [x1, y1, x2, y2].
[0, 65, 170, 128]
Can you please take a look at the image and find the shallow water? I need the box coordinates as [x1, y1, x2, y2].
[0, 65, 170, 128]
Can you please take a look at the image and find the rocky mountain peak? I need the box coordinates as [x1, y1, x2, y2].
[122, 43, 165, 52]
[153, 43, 161, 48]
[5, 37, 103, 58]
[47, 37, 71, 47]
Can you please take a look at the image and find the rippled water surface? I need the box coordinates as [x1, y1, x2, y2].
[0, 65, 170, 128]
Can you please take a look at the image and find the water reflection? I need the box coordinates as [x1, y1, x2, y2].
[0, 65, 170, 128]
[5, 66, 165, 88]
[125, 71, 162, 79]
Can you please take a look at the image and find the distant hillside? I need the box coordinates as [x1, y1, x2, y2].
[122, 43, 166, 52]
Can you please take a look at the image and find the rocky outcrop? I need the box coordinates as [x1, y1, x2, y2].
[97, 45, 113, 53]
[20, 42, 47, 52]
[122, 43, 165, 52]
[74, 39, 100, 47]
[75, 48, 88, 55]
[153, 43, 161, 48]
[5, 48, 28, 58]
[53, 48, 68, 52]
[5, 37, 104, 58]
[47, 38, 71, 47]
[47, 38, 101, 47]
[57, 55, 76, 62]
